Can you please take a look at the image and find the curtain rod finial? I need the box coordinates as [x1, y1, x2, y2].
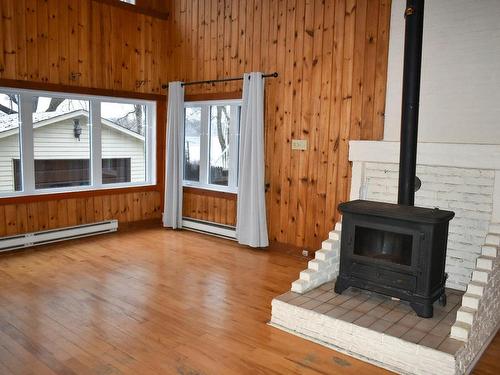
[272, 72, 278, 78]
[161, 84, 168, 89]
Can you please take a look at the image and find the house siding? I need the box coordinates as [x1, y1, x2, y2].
[0, 118, 145, 193]
[0, 135, 21, 192]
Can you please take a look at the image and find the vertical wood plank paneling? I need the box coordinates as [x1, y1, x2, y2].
[0, 0, 167, 92]
[16, 204, 28, 234]
[14, 0, 28, 80]
[57, 199, 69, 228]
[175, 0, 391, 250]
[26, 203, 39, 232]
[67, 198, 78, 226]
[25, 0, 39, 81]
[373, 0, 391, 140]
[48, 200, 58, 229]
[302, 0, 324, 247]
[2, 1, 16, 79]
[5, 205, 17, 235]
[0, 0, 391, 249]
[288, 0, 307, 246]
[37, 201, 49, 230]
[57, 0, 70, 85]
[0, 192, 161, 237]
[0, 206, 6, 237]
[37, 0, 49, 83]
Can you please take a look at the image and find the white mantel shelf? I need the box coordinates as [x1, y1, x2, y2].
[349, 141, 500, 170]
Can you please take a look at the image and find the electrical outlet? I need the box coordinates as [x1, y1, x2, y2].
[302, 250, 309, 257]
[291, 139, 308, 150]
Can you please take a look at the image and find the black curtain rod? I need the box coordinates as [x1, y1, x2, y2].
[161, 72, 278, 89]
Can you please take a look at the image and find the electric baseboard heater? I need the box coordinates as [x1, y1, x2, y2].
[182, 218, 236, 240]
[0, 220, 118, 253]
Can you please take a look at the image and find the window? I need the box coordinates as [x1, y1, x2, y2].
[183, 100, 241, 192]
[0, 93, 22, 194]
[120, 0, 136, 4]
[33, 96, 91, 189]
[101, 102, 146, 184]
[102, 158, 131, 184]
[13, 158, 131, 189]
[0, 87, 155, 198]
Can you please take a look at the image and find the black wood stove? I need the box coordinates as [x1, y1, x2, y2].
[335, 201, 454, 317]
[334, 0, 455, 318]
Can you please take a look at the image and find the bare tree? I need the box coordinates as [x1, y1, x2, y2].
[215, 106, 229, 152]
[112, 104, 144, 134]
[46, 98, 65, 112]
[0, 96, 66, 116]
[0, 95, 19, 115]
[0, 103, 16, 115]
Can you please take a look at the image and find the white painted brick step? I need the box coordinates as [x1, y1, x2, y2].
[476, 256, 495, 271]
[489, 223, 500, 234]
[451, 321, 471, 341]
[315, 249, 338, 261]
[456, 306, 476, 325]
[466, 280, 486, 296]
[481, 244, 498, 257]
[328, 230, 341, 241]
[291, 279, 308, 293]
[321, 239, 338, 251]
[485, 234, 500, 246]
[308, 259, 328, 272]
[462, 293, 481, 310]
[300, 269, 319, 282]
[472, 269, 490, 283]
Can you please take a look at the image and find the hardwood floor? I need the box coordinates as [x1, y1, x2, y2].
[0, 226, 497, 375]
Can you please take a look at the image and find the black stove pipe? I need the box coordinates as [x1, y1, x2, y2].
[398, 0, 425, 206]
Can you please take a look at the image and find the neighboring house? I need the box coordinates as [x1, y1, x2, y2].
[0, 110, 145, 193]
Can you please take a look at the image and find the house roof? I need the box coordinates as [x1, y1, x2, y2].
[0, 109, 145, 141]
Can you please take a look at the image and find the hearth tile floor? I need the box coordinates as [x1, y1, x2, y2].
[275, 281, 465, 355]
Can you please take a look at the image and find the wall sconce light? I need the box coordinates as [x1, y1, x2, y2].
[73, 119, 82, 141]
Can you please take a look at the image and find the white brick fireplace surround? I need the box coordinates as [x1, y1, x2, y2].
[349, 141, 500, 292]
[272, 141, 500, 375]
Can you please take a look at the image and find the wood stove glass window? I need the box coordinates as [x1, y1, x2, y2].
[353, 226, 413, 266]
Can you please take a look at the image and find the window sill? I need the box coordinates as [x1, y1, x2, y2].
[0, 184, 160, 205]
[183, 186, 237, 200]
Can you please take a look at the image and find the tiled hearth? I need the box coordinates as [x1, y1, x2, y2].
[271, 282, 466, 374]
[276, 283, 464, 354]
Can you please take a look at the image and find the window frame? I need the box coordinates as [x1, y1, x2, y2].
[183, 99, 241, 194]
[0, 86, 156, 198]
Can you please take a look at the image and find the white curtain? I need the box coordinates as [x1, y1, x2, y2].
[236, 72, 269, 247]
[163, 82, 185, 229]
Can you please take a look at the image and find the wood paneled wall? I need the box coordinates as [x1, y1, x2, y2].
[0, 192, 162, 237]
[0, 0, 167, 236]
[0, 0, 168, 93]
[168, 0, 392, 250]
[183, 188, 236, 226]
[0, 0, 391, 249]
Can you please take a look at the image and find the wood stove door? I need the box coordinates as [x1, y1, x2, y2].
[341, 215, 423, 274]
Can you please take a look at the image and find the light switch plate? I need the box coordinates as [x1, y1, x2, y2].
[291, 139, 308, 150]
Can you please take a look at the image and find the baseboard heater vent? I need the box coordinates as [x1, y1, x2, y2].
[0, 220, 118, 253]
[182, 218, 236, 240]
